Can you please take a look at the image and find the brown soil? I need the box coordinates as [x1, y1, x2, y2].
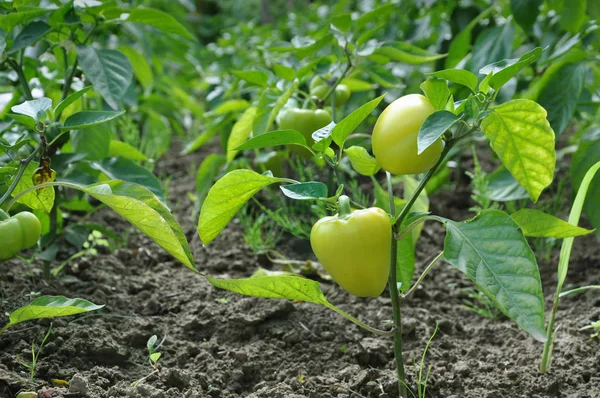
[1, 146, 599, 398]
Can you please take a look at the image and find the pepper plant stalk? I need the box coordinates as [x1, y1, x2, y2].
[386, 138, 458, 397]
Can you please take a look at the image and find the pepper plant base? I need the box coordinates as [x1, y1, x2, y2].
[1, 154, 599, 398]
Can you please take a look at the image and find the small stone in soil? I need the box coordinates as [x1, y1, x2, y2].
[68, 373, 88, 395]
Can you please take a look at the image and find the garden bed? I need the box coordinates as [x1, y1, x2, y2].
[1, 147, 599, 398]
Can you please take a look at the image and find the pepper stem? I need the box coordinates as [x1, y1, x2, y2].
[0, 209, 9, 221]
[337, 195, 352, 219]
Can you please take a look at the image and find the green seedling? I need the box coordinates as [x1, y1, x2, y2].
[401, 323, 438, 398]
[132, 335, 166, 388]
[17, 323, 53, 383]
[580, 320, 600, 340]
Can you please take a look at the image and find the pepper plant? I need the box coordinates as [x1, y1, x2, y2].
[196, 44, 598, 395]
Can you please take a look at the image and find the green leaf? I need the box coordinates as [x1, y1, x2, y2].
[445, 6, 495, 69]
[538, 63, 587, 136]
[11, 97, 52, 122]
[196, 154, 226, 205]
[11, 163, 54, 212]
[280, 182, 328, 200]
[480, 99, 555, 202]
[471, 23, 515, 74]
[481, 47, 544, 91]
[62, 111, 125, 130]
[8, 20, 50, 53]
[339, 77, 374, 92]
[181, 116, 230, 155]
[0, 8, 51, 33]
[487, 167, 529, 202]
[559, 0, 587, 32]
[557, 161, 600, 291]
[273, 64, 295, 81]
[420, 78, 450, 111]
[0, 296, 103, 334]
[91, 157, 165, 203]
[511, 0, 543, 31]
[235, 130, 308, 151]
[54, 86, 93, 118]
[332, 94, 385, 147]
[511, 209, 593, 238]
[356, 3, 395, 29]
[70, 125, 110, 161]
[427, 69, 478, 92]
[206, 275, 385, 335]
[375, 41, 446, 64]
[118, 46, 154, 93]
[417, 111, 458, 155]
[443, 210, 546, 341]
[232, 70, 269, 87]
[198, 170, 287, 245]
[108, 140, 148, 161]
[571, 141, 600, 235]
[253, 80, 299, 136]
[214, 100, 249, 115]
[75, 180, 194, 270]
[6, 114, 36, 130]
[345, 146, 380, 176]
[77, 46, 133, 110]
[125, 8, 195, 40]
[149, 352, 161, 363]
[226, 107, 257, 163]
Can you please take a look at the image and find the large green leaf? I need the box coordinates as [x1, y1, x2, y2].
[537, 63, 586, 136]
[11, 163, 55, 213]
[511, 0, 543, 30]
[417, 110, 458, 154]
[11, 97, 52, 122]
[345, 146, 380, 176]
[571, 140, 600, 235]
[0, 8, 50, 33]
[374, 41, 446, 64]
[196, 154, 226, 206]
[54, 86, 93, 118]
[445, 6, 494, 68]
[81, 180, 195, 270]
[62, 111, 125, 130]
[235, 130, 308, 151]
[8, 20, 50, 53]
[70, 125, 110, 161]
[227, 107, 257, 162]
[511, 209, 593, 238]
[91, 157, 165, 203]
[471, 23, 515, 74]
[253, 80, 298, 136]
[420, 78, 450, 111]
[480, 99, 555, 202]
[0, 296, 104, 334]
[331, 94, 385, 147]
[125, 8, 195, 40]
[77, 46, 133, 110]
[427, 69, 478, 92]
[198, 170, 288, 245]
[118, 46, 154, 93]
[207, 275, 389, 335]
[443, 210, 546, 341]
[480, 47, 543, 90]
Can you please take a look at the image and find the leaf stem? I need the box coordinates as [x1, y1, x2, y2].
[401, 252, 444, 300]
[7, 58, 33, 100]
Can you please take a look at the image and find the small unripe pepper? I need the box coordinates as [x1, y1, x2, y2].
[310, 195, 391, 297]
[0, 209, 41, 260]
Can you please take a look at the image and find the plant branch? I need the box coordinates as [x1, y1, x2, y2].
[7, 58, 33, 100]
[401, 252, 444, 299]
[385, 172, 407, 396]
